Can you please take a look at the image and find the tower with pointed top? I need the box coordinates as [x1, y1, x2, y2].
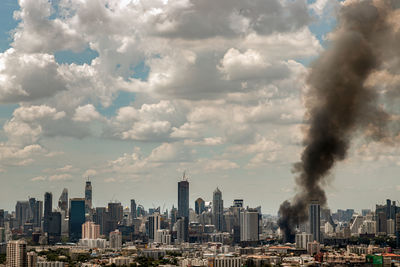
[213, 187, 224, 232]
[85, 178, 92, 215]
[177, 172, 189, 242]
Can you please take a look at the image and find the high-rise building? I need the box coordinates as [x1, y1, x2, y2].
[295, 232, 313, 249]
[130, 200, 136, 220]
[28, 198, 42, 229]
[396, 213, 400, 248]
[43, 192, 53, 233]
[0, 209, 4, 227]
[105, 202, 123, 235]
[109, 229, 122, 250]
[94, 207, 107, 235]
[195, 198, 205, 215]
[85, 180, 92, 215]
[27, 251, 36, 267]
[376, 211, 387, 234]
[82, 221, 100, 239]
[6, 240, 27, 267]
[240, 208, 259, 242]
[213, 188, 224, 232]
[178, 175, 189, 242]
[178, 178, 189, 218]
[69, 198, 85, 242]
[148, 213, 161, 241]
[15, 201, 30, 228]
[58, 189, 68, 216]
[309, 201, 321, 242]
[48, 212, 62, 244]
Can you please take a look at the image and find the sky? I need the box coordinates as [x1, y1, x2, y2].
[0, 0, 399, 214]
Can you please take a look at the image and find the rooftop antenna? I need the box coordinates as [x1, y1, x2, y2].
[182, 170, 188, 181]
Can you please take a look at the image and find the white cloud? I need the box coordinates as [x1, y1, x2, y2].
[73, 104, 102, 122]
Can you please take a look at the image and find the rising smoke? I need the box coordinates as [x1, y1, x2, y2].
[278, 0, 400, 242]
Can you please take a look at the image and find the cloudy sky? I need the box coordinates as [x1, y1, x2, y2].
[0, 0, 398, 214]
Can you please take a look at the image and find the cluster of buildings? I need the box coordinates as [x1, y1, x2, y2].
[3, 175, 400, 266]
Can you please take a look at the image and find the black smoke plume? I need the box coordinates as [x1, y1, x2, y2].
[278, 0, 400, 242]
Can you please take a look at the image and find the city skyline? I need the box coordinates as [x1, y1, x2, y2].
[1, 0, 400, 216]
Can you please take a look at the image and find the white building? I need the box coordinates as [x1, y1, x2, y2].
[359, 220, 376, 235]
[387, 219, 395, 235]
[240, 208, 259, 242]
[82, 221, 100, 239]
[213, 256, 241, 267]
[78, 238, 107, 248]
[295, 232, 313, 249]
[109, 229, 122, 250]
[350, 215, 365, 234]
[155, 229, 171, 245]
[109, 257, 134, 266]
[37, 262, 65, 267]
[6, 240, 27, 267]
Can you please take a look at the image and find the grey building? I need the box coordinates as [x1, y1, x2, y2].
[309, 201, 321, 242]
[213, 188, 224, 232]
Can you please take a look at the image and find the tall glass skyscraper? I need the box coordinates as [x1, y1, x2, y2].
[178, 180, 189, 218]
[69, 198, 85, 242]
[213, 188, 224, 232]
[309, 201, 321, 242]
[178, 175, 189, 242]
[43, 192, 53, 233]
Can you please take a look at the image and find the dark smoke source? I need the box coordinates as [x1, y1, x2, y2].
[278, 0, 397, 242]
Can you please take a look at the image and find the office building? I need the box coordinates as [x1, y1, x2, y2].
[309, 201, 321, 242]
[82, 221, 100, 239]
[6, 240, 27, 267]
[0, 209, 4, 227]
[195, 198, 205, 215]
[377, 211, 387, 234]
[148, 213, 161, 241]
[130, 199, 136, 219]
[213, 188, 224, 232]
[178, 178, 189, 218]
[155, 229, 171, 245]
[240, 208, 259, 242]
[109, 229, 122, 250]
[94, 207, 107, 235]
[213, 256, 241, 267]
[47, 212, 61, 244]
[105, 202, 123, 235]
[58, 189, 68, 216]
[15, 201, 30, 228]
[85, 180, 92, 215]
[43, 192, 52, 233]
[69, 198, 85, 242]
[295, 232, 313, 249]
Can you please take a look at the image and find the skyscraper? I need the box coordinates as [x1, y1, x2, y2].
[195, 198, 205, 215]
[58, 188, 68, 216]
[15, 201, 30, 228]
[213, 188, 224, 232]
[85, 180, 92, 214]
[130, 199, 136, 220]
[28, 198, 42, 228]
[0, 209, 4, 227]
[109, 229, 122, 250]
[48, 212, 62, 244]
[309, 201, 321, 242]
[6, 240, 27, 267]
[148, 213, 161, 241]
[178, 175, 189, 242]
[69, 198, 86, 242]
[43, 192, 53, 233]
[240, 208, 259, 242]
[178, 178, 189, 218]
